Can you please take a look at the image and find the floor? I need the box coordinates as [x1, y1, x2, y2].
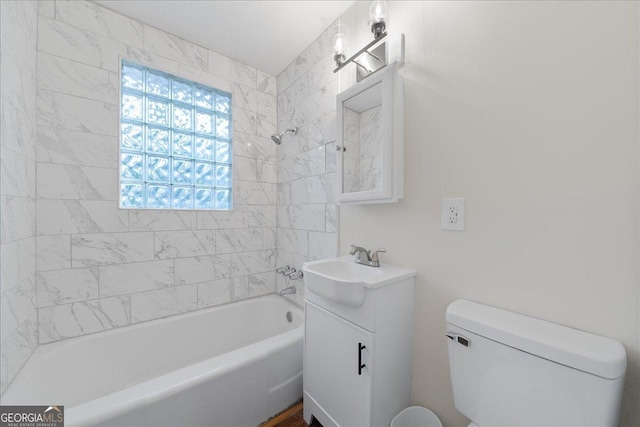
[260, 402, 322, 427]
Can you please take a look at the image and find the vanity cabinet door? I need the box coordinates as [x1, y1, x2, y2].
[305, 302, 373, 427]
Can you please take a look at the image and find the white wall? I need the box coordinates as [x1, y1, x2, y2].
[33, 0, 278, 343]
[0, 0, 39, 395]
[338, 1, 640, 425]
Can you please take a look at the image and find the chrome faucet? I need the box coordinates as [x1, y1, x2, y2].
[349, 244, 386, 267]
[276, 265, 303, 280]
[287, 270, 304, 280]
[279, 286, 297, 296]
[276, 265, 290, 273]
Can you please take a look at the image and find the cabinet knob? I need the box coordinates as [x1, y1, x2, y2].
[358, 342, 366, 375]
[336, 145, 346, 152]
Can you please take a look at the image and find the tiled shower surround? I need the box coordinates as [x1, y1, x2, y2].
[275, 25, 339, 306]
[0, 1, 39, 394]
[0, 0, 339, 393]
[34, 0, 278, 343]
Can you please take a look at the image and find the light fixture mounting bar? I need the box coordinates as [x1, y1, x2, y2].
[333, 32, 388, 74]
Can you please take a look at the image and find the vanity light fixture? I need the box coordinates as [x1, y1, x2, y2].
[333, 0, 391, 81]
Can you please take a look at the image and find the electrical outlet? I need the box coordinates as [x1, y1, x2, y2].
[448, 205, 458, 223]
[442, 198, 465, 231]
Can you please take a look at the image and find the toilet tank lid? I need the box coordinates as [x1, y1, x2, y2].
[446, 300, 626, 380]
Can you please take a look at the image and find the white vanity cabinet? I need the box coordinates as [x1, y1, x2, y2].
[302, 257, 416, 427]
[305, 303, 373, 426]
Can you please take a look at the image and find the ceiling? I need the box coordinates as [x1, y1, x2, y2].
[95, 1, 355, 76]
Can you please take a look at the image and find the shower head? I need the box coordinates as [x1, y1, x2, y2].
[271, 134, 282, 145]
[271, 127, 298, 145]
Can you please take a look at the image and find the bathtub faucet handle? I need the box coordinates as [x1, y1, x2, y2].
[282, 267, 295, 276]
[276, 265, 290, 274]
[288, 271, 304, 280]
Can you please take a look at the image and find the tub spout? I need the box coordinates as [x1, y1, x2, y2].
[279, 286, 296, 296]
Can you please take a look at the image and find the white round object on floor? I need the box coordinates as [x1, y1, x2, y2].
[391, 406, 442, 427]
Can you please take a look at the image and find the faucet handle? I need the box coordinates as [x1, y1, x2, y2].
[289, 271, 304, 280]
[370, 249, 386, 266]
[276, 265, 290, 273]
[350, 244, 367, 255]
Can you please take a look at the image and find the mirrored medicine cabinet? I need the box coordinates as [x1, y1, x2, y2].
[336, 62, 403, 204]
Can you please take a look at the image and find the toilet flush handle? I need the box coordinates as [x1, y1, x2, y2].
[446, 332, 470, 347]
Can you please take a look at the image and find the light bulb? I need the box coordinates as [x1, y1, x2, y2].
[332, 30, 348, 66]
[369, 0, 387, 24]
[369, 0, 387, 38]
[332, 32, 348, 55]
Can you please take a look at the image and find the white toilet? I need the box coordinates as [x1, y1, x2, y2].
[446, 299, 627, 426]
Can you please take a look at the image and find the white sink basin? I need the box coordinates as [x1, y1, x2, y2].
[303, 256, 416, 307]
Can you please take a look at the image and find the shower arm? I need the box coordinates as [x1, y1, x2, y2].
[282, 127, 297, 137]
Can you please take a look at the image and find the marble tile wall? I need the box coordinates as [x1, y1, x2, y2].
[358, 106, 383, 191]
[2, 0, 342, 387]
[343, 105, 383, 193]
[275, 25, 340, 306]
[0, 1, 39, 395]
[343, 108, 361, 193]
[34, 0, 277, 344]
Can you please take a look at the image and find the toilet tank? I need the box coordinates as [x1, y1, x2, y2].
[446, 300, 626, 427]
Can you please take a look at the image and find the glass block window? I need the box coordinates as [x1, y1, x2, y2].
[119, 60, 232, 210]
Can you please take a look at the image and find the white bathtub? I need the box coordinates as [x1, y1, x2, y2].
[2, 295, 303, 426]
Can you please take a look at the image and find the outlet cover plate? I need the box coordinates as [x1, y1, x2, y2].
[441, 198, 465, 231]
